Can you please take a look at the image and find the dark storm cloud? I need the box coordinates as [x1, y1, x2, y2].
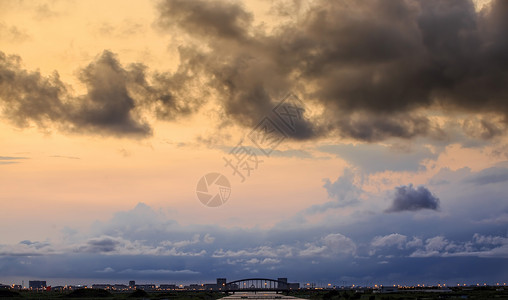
[157, 0, 253, 41]
[332, 112, 433, 142]
[4, 0, 508, 142]
[0, 51, 68, 128]
[462, 117, 506, 140]
[386, 184, 440, 213]
[156, 0, 508, 142]
[72, 51, 151, 136]
[0, 50, 199, 137]
[156, 0, 316, 139]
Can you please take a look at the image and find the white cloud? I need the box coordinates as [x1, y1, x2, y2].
[425, 236, 449, 252]
[410, 234, 508, 258]
[162, 234, 201, 248]
[212, 245, 293, 258]
[203, 233, 215, 244]
[473, 233, 508, 245]
[260, 258, 281, 264]
[371, 233, 407, 249]
[300, 233, 356, 257]
[406, 237, 423, 248]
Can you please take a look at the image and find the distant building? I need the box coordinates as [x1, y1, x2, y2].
[377, 286, 399, 293]
[159, 284, 177, 290]
[113, 284, 128, 291]
[204, 283, 218, 290]
[66, 285, 87, 290]
[288, 283, 300, 290]
[135, 284, 156, 291]
[217, 278, 227, 290]
[187, 284, 201, 290]
[92, 284, 112, 290]
[278, 278, 288, 289]
[29, 281, 47, 290]
[91, 283, 128, 291]
[129, 281, 135, 288]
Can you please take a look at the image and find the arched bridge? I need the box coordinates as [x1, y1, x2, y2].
[225, 278, 289, 292]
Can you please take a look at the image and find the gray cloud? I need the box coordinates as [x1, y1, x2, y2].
[77, 237, 120, 253]
[0, 50, 201, 137]
[221, 144, 312, 159]
[464, 164, 508, 185]
[155, 0, 317, 140]
[72, 51, 152, 136]
[0, 50, 148, 136]
[462, 117, 507, 140]
[385, 184, 440, 212]
[4, 0, 508, 142]
[157, 0, 253, 41]
[306, 168, 361, 213]
[0, 155, 27, 164]
[319, 143, 437, 173]
[155, 0, 508, 142]
[0, 156, 25, 160]
[0, 51, 68, 129]
[0, 240, 53, 256]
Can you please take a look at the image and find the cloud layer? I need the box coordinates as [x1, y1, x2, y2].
[0, 50, 199, 137]
[2, 0, 508, 142]
[0, 202, 507, 285]
[154, 0, 508, 142]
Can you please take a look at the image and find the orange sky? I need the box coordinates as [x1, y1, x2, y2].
[2, 0, 508, 286]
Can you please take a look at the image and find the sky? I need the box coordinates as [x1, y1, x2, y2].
[1, 0, 508, 287]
